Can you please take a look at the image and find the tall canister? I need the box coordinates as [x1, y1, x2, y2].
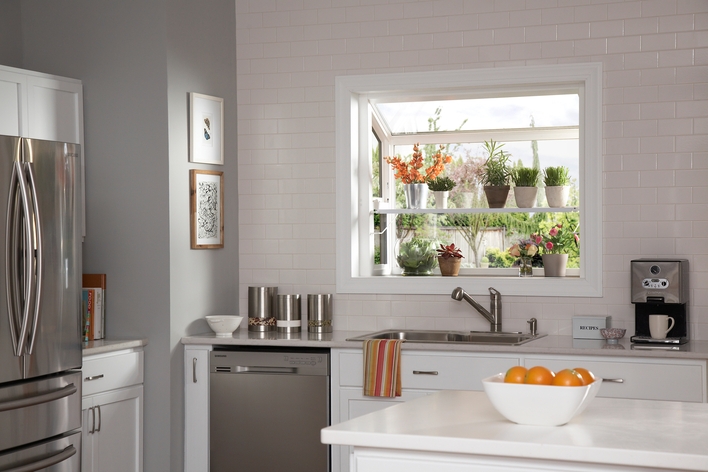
[276, 294, 301, 333]
[248, 286, 278, 332]
[307, 294, 333, 333]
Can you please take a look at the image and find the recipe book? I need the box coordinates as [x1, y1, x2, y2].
[83, 274, 106, 341]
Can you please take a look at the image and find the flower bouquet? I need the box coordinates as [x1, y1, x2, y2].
[385, 144, 452, 209]
[509, 238, 539, 277]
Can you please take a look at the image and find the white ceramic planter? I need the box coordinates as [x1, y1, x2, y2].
[542, 253, 568, 277]
[514, 186, 538, 208]
[545, 186, 569, 207]
[433, 191, 449, 209]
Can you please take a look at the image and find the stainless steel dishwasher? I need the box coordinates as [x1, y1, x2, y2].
[210, 347, 330, 472]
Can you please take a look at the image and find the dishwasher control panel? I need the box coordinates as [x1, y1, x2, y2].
[283, 353, 326, 367]
[211, 349, 330, 376]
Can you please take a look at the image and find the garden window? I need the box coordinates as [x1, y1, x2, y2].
[335, 64, 602, 297]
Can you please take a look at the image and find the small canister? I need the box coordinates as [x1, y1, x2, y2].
[276, 294, 301, 333]
[307, 294, 333, 333]
[248, 286, 278, 332]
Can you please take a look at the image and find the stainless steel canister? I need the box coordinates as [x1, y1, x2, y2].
[276, 294, 301, 333]
[248, 286, 278, 332]
[307, 294, 333, 333]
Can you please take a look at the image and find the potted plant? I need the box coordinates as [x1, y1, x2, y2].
[511, 166, 540, 208]
[396, 238, 438, 276]
[508, 238, 539, 277]
[481, 140, 512, 208]
[385, 144, 452, 209]
[436, 243, 464, 276]
[538, 224, 579, 277]
[543, 166, 570, 208]
[427, 176, 456, 209]
[480, 256, 490, 268]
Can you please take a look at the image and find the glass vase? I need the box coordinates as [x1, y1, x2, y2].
[518, 257, 533, 277]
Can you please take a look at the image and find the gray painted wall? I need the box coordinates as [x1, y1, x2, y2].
[9, 1, 239, 470]
[0, 0, 22, 67]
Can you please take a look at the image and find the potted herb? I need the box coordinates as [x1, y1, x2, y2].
[511, 166, 540, 208]
[396, 238, 438, 276]
[481, 140, 512, 208]
[543, 166, 571, 208]
[427, 176, 456, 209]
[436, 243, 464, 276]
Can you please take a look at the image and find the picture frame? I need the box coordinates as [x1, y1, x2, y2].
[189, 92, 224, 165]
[190, 170, 224, 249]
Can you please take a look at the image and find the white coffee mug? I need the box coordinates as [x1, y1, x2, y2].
[649, 314, 675, 340]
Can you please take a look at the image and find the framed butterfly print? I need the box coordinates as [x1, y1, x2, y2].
[190, 170, 224, 249]
[189, 93, 224, 165]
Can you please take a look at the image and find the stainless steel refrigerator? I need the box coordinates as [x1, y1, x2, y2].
[0, 135, 82, 470]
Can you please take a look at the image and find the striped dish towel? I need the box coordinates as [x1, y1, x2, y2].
[363, 339, 403, 397]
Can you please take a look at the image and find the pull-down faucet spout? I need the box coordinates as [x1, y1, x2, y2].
[451, 287, 502, 332]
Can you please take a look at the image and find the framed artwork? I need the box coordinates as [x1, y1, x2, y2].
[190, 170, 224, 249]
[189, 92, 224, 165]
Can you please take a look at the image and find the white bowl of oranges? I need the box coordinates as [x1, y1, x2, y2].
[482, 366, 602, 426]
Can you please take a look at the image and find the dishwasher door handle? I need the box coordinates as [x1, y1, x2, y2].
[234, 366, 298, 374]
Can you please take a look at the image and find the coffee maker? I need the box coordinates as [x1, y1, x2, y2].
[630, 259, 689, 344]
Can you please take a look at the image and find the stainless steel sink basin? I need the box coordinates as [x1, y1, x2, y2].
[347, 329, 546, 346]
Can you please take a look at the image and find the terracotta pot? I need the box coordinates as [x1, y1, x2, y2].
[545, 185, 569, 208]
[542, 253, 568, 277]
[513, 186, 538, 208]
[438, 257, 462, 276]
[483, 186, 510, 208]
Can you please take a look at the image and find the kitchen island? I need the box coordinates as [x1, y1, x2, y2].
[321, 389, 708, 472]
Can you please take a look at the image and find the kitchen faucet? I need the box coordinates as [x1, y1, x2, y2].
[451, 287, 502, 332]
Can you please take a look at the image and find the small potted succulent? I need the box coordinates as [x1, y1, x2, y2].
[543, 166, 570, 208]
[427, 176, 456, 209]
[436, 243, 464, 276]
[396, 238, 438, 276]
[511, 166, 540, 208]
[481, 140, 512, 208]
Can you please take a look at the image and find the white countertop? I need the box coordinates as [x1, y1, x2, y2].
[83, 338, 148, 356]
[181, 329, 708, 360]
[321, 389, 708, 471]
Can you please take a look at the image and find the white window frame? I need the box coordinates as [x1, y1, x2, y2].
[335, 63, 603, 297]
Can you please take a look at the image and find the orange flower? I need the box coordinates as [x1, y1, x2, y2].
[384, 144, 452, 184]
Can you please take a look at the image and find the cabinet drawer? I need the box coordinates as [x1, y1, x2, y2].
[524, 356, 705, 403]
[339, 350, 518, 391]
[82, 350, 144, 396]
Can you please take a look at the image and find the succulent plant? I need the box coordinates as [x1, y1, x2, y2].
[427, 176, 456, 192]
[436, 243, 464, 259]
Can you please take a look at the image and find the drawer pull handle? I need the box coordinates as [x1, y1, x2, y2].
[85, 374, 104, 382]
[96, 404, 102, 432]
[413, 370, 438, 375]
[193, 357, 198, 383]
[603, 378, 624, 383]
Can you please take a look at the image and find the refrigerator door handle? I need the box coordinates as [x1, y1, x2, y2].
[0, 383, 77, 413]
[3, 445, 76, 472]
[23, 161, 43, 356]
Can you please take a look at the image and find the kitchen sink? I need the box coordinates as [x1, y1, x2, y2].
[347, 329, 546, 346]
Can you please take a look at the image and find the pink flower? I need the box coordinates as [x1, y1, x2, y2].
[549, 227, 559, 237]
[574, 233, 580, 243]
[545, 241, 554, 251]
[533, 234, 542, 245]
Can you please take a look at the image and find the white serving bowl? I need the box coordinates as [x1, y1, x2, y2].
[482, 373, 602, 426]
[205, 315, 243, 337]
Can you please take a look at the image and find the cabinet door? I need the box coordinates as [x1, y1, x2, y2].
[82, 398, 97, 472]
[89, 385, 143, 472]
[0, 69, 26, 136]
[26, 76, 83, 144]
[184, 346, 211, 472]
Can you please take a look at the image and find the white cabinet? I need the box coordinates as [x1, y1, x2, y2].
[523, 355, 707, 403]
[183, 345, 211, 472]
[82, 348, 144, 472]
[331, 349, 520, 472]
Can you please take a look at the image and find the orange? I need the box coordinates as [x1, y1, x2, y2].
[504, 366, 527, 384]
[552, 369, 585, 387]
[573, 367, 596, 385]
[524, 366, 555, 385]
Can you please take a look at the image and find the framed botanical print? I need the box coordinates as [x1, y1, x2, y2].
[189, 92, 224, 165]
[190, 170, 224, 249]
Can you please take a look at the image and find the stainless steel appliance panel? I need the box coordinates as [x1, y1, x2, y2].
[0, 430, 81, 471]
[210, 349, 330, 472]
[0, 370, 82, 452]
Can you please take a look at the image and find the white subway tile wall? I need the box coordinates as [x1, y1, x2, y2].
[236, 0, 708, 339]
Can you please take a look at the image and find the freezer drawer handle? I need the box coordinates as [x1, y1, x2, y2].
[4, 445, 76, 472]
[413, 370, 439, 375]
[0, 383, 77, 413]
[84, 374, 105, 381]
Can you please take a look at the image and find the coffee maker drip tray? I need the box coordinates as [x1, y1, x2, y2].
[630, 335, 687, 345]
